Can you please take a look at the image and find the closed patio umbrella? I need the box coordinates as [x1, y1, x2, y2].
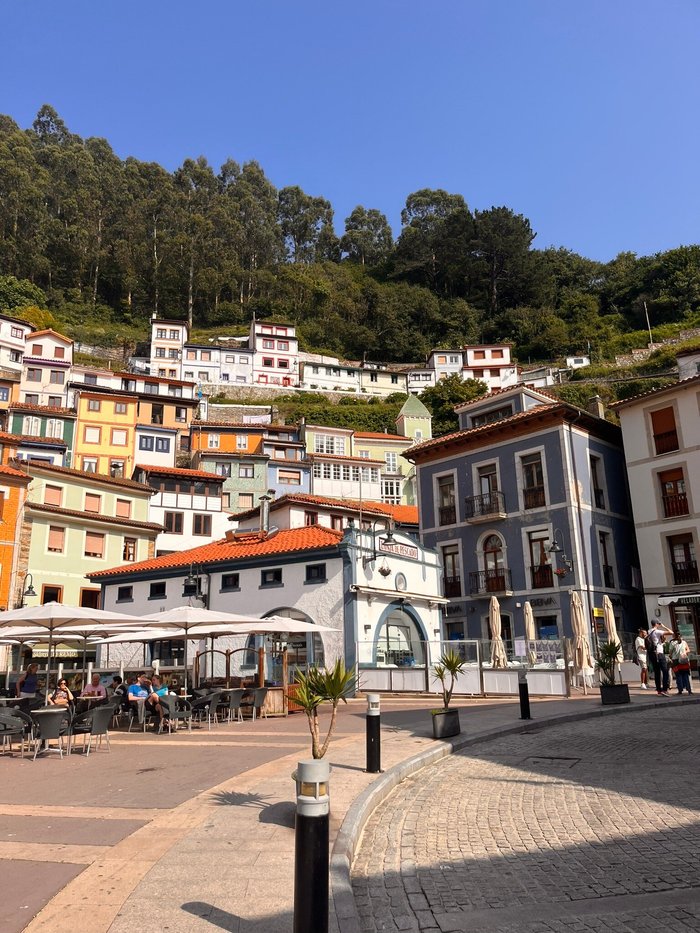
[489, 596, 508, 669]
[602, 595, 623, 681]
[523, 601, 537, 667]
[570, 590, 595, 694]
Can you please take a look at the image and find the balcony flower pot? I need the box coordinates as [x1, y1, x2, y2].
[431, 707, 461, 738]
[596, 640, 630, 706]
[431, 649, 466, 740]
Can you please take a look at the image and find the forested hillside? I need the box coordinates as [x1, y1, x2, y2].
[2, 105, 700, 363]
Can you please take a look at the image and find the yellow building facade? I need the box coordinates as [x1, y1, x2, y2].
[73, 390, 138, 476]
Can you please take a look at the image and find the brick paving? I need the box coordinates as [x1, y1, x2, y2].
[352, 704, 700, 933]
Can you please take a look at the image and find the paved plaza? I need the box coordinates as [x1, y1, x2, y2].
[352, 704, 700, 933]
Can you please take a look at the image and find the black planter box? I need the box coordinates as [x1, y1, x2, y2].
[432, 708, 461, 738]
[600, 684, 630, 705]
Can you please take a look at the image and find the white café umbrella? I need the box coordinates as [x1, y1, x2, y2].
[602, 595, 623, 681]
[489, 596, 508, 669]
[523, 601, 537, 667]
[570, 590, 595, 694]
[0, 604, 149, 704]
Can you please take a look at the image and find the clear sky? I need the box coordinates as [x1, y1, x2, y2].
[2, 0, 698, 261]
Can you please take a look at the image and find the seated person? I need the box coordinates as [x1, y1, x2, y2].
[127, 673, 152, 710]
[81, 673, 107, 699]
[146, 674, 168, 728]
[109, 675, 127, 698]
[48, 678, 74, 707]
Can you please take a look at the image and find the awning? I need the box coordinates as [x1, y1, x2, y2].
[658, 593, 700, 606]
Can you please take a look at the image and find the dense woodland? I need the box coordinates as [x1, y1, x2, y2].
[2, 105, 700, 367]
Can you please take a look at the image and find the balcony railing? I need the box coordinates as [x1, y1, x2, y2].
[531, 565, 554, 589]
[438, 504, 456, 525]
[672, 560, 699, 586]
[444, 575, 462, 598]
[654, 430, 679, 455]
[523, 485, 546, 509]
[469, 568, 513, 595]
[603, 565, 615, 588]
[465, 490, 506, 520]
[593, 488, 606, 509]
[662, 493, 689, 518]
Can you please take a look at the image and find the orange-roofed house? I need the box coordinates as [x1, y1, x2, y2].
[19, 329, 74, 407]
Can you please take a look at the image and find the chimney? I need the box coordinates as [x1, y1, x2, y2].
[587, 395, 605, 419]
[259, 491, 274, 535]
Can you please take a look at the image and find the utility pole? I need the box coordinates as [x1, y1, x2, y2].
[643, 301, 654, 348]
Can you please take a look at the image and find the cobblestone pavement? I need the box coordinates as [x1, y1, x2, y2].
[352, 704, 700, 933]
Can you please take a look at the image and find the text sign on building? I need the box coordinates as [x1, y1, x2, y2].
[379, 539, 418, 560]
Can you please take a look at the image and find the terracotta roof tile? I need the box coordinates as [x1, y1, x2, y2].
[134, 463, 225, 482]
[9, 402, 76, 416]
[0, 431, 67, 448]
[14, 459, 154, 492]
[306, 453, 385, 465]
[88, 525, 343, 578]
[28, 501, 162, 532]
[28, 329, 73, 343]
[0, 463, 31, 481]
[233, 492, 418, 526]
[353, 432, 408, 441]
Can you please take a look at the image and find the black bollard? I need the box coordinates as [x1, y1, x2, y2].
[293, 759, 330, 933]
[366, 693, 381, 773]
[518, 671, 531, 720]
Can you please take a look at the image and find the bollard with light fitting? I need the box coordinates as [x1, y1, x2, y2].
[293, 758, 330, 933]
[365, 692, 381, 773]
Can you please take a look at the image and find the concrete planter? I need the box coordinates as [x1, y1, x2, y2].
[431, 708, 461, 739]
[599, 683, 631, 705]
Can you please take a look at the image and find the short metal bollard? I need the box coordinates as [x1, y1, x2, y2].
[518, 670, 531, 720]
[366, 693, 381, 773]
[293, 759, 330, 933]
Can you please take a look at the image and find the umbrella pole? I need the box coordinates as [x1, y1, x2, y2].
[45, 628, 54, 706]
[183, 631, 189, 694]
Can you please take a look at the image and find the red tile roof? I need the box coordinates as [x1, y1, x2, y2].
[233, 492, 419, 526]
[28, 501, 163, 533]
[88, 525, 344, 578]
[354, 432, 408, 441]
[0, 463, 31, 481]
[28, 329, 73, 343]
[115, 371, 195, 388]
[0, 431, 67, 448]
[9, 402, 76, 416]
[134, 463, 224, 482]
[306, 453, 385, 465]
[14, 459, 154, 492]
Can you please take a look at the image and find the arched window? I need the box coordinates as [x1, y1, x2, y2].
[23, 416, 40, 436]
[46, 419, 63, 439]
[483, 534, 506, 592]
[375, 608, 426, 666]
[248, 608, 324, 679]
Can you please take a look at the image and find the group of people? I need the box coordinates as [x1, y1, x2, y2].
[117, 672, 172, 732]
[635, 620, 693, 696]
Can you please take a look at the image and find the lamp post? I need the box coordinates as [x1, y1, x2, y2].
[21, 573, 37, 608]
[361, 519, 395, 572]
[548, 530, 573, 578]
[183, 564, 208, 606]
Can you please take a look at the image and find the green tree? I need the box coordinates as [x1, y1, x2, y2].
[472, 206, 536, 315]
[420, 374, 487, 436]
[278, 185, 336, 263]
[340, 205, 393, 266]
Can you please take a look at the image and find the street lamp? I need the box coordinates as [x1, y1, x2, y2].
[548, 530, 573, 577]
[183, 564, 208, 605]
[362, 519, 395, 572]
[22, 573, 37, 601]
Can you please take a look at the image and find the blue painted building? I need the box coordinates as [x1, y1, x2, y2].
[404, 387, 642, 647]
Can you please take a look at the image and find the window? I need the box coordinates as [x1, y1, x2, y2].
[168, 349, 179, 360]
[144, 382, 159, 394]
[208, 434, 220, 449]
[139, 436, 155, 450]
[278, 340, 289, 351]
[278, 469, 301, 485]
[471, 405, 513, 428]
[193, 514, 212, 536]
[385, 452, 398, 472]
[167, 385, 182, 397]
[23, 393, 39, 404]
[85, 493, 101, 513]
[41, 585, 63, 604]
[668, 534, 698, 585]
[599, 531, 614, 587]
[437, 475, 456, 525]
[46, 419, 63, 439]
[261, 568, 282, 587]
[10, 326, 23, 338]
[221, 572, 240, 591]
[263, 339, 274, 349]
[306, 563, 326, 583]
[239, 463, 254, 478]
[110, 460, 124, 477]
[164, 512, 184, 534]
[48, 396, 63, 408]
[331, 515, 343, 531]
[262, 357, 274, 368]
[473, 350, 486, 360]
[155, 437, 171, 453]
[590, 456, 606, 509]
[236, 435, 247, 450]
[391, 374, 398, 384]
[155, 347, 166, 358]
[175, 406, 187, 422]
[198, 371, 209, 381]
[84, 532, 105, 558]
[115, 402, 128, 415]
[116, 498, 132, 518]
[49, 370, 64, 385]
[200, 350, 211, 362]
[222, 493, 230, 508]
[123, 538, 137, 561]
[528, 530, 553, 588]
[659, 468, 688, 518]
[23, 416, 40, 435]
[156, 328, 167, 338]
[650, 407, 679, 455]
[382, 479, 402, 504]
[84, 426, 101, 444]
[492, 348, 504, 358]
[238, 493, 254, 509]
[304, 511, 319, 526]
[314, 434, 346, 456]
[111, 428, 128, 446]
[239, 356, 249, 365]
[26, 367, 42, 381]
[30, 343, 43, 356]
[370, 373, 378, 383]
[442, 545, 461, 597]
[47, 526, 65, 553]
[521, 453, 545, 508]
[149, 581, 166, 600]
[278, 359, 289, 369]
[151, 403, 164, 425]
[44, 484, 62, 506]
[169, 329, 179, 340]
[83, 457, 97, 473]
[10, 350, 22, 363]
[482, 534, 506, 592]
[184, 371, 194, 379]
[116, 585, 133, 602]
[0, 387, 8, 401]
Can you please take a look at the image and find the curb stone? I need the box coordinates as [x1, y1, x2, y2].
[329, 695, 700, 933]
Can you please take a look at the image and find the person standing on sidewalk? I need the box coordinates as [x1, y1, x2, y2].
[635, 627, 649, 688]
[646, 620, 674, 695]
[668, 631, 693, 695]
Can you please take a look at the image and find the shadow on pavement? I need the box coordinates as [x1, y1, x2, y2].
[208, 789, 295, 826]
[182, 900, 293, 932]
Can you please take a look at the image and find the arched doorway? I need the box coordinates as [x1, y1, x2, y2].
[257, 608, 324, 679]
[374, 606, 427, 667]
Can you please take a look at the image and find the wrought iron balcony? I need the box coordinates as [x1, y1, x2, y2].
[444, 575, 462, 598]
[465, 490, 506, 521]
[662, 493, 689, 518]
[438, 504, 457, 525]
[653, 430, 679, 455]
[523, 485, 546, 509]
[469, 568, 513, 596]
[530, 565, 554, 589]
[672, 560, 699, 586]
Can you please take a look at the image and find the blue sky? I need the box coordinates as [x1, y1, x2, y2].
[2, 1, 698, 261]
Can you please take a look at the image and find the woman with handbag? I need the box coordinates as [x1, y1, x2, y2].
[668, 632, 693, 695]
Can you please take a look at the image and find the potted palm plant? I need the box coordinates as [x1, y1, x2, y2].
[291, 659, 355, 759]
[431, 649, 466, 738]
[596, 640, 630, 705]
